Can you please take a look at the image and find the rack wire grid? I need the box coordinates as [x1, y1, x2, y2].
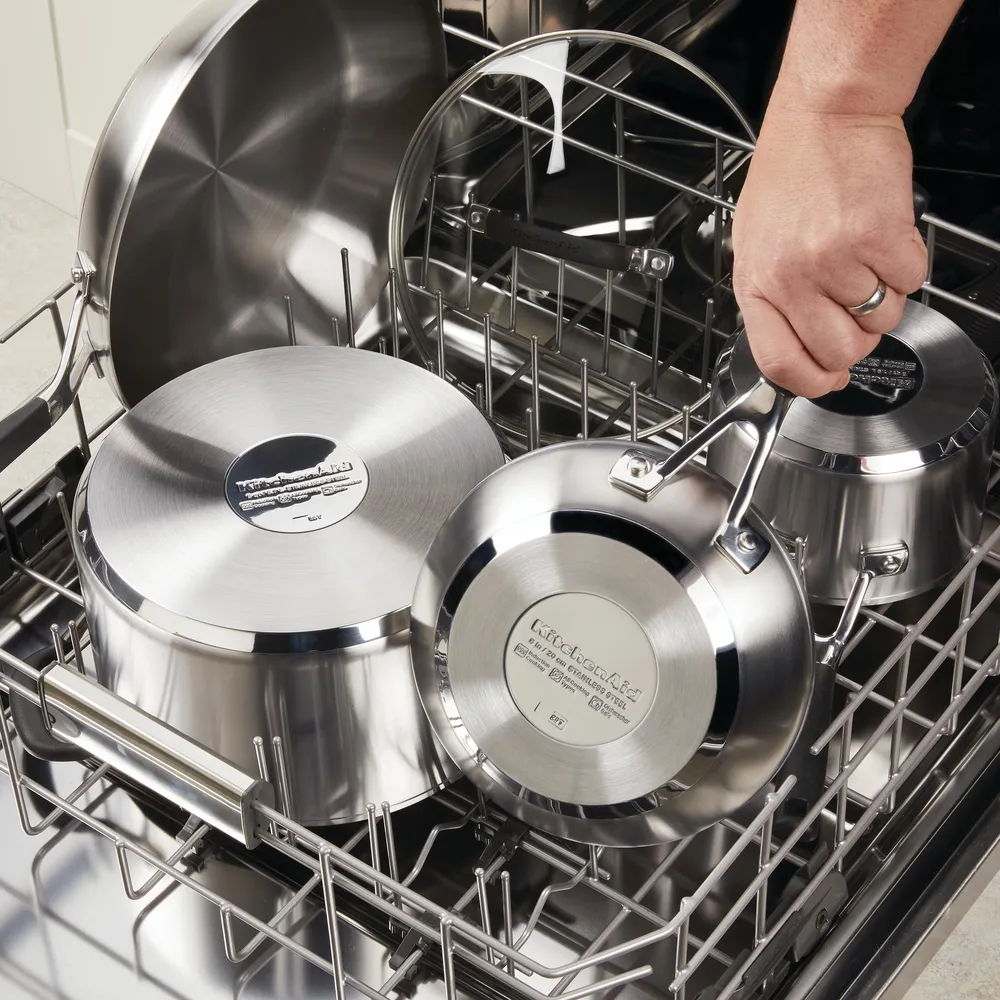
[5, 18, 1000, 1000]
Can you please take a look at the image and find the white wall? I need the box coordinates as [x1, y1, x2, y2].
[0, 0, 203, 215]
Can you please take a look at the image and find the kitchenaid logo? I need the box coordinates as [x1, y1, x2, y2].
[530, 619, 642, 702]
[234, 461, 362, 512]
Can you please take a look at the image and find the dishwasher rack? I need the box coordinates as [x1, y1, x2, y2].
[6, 25, 1000, 1000]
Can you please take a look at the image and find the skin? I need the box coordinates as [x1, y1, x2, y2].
[732, 0, 965, 397]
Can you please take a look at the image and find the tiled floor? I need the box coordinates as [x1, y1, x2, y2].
[0, 174, 997, 997]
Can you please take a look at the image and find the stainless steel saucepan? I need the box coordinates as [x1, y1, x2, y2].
[70, 346, 504, 826]
[708, 301, 998, 605]
[410, 366, 891, 846]
[0, 0, 446, 472]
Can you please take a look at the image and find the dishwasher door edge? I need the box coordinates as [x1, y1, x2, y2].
[777, 689, 1000, 1000]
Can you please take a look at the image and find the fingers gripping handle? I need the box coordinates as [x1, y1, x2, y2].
[468, 204, 674, 278]
[609, 373, 792, 573]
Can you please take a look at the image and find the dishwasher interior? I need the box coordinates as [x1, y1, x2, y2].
[4, 3, 1000, 1000]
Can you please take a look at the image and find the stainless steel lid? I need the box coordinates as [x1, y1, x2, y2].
[719, 300, 994, 471]
[76, 347, 503, 651]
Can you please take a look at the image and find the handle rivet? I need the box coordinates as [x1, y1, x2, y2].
[880, 554, 901, 574]
[475, 750, 488, 765]
[736, 530, 759, 553]
[470, 211, 483, 225]
[70, 266, 84, 283]
[650, 255, 667, 272]
[627, 456, 650, 478]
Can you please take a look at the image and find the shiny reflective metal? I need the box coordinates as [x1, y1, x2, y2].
[77, 0, 445, 408]
[847, 278, 889, 317]
[708, 302, 999, 604]
[411, 429, 815, 845]
[73, 347, 504, 825]
[443, 0, 584, 45]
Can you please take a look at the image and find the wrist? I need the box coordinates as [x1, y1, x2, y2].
[768, 62, 911, 119]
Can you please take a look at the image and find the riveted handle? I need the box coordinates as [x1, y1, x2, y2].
[468, 204, 674, 278]
[610, 334, 792, 573]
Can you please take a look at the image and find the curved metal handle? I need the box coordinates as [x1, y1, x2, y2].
[0, 251, 95, 474]
[468, 203, 674, 278]
[610, 370, 792, 573]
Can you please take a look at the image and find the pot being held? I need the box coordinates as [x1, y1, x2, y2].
[71, 346, 504, 826]
[708, 301, 998, 605]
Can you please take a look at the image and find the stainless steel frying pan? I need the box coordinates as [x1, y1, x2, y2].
[0, 0, 446, 470]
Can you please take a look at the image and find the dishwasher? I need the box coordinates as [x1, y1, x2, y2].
[4, 2, 1000, 1000]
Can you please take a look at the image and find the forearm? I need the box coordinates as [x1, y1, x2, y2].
[772, 0, 963, 116]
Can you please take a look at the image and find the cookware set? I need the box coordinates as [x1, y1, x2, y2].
[4, 9, 997, 853]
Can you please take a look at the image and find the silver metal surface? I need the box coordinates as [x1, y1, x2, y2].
[73, 346, 504, 824]
[78, 0, 446, 408]
[411, 437, 815, 846]
[847, 278, 889, 317]
[0, 658, 272, 847]
[708, 302, 999, 604]
[6, 17, 1000, 1000]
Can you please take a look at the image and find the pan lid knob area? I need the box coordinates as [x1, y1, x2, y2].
[74, 347, 504, 652]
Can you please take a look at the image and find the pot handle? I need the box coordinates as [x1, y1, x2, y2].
[467, 203, 675, 278]
[610, 372, 792, 573]
[0, 252, 95, 474]
[815, 543, 910, 667]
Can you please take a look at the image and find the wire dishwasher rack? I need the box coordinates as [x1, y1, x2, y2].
[6, 18, 1000, 1000]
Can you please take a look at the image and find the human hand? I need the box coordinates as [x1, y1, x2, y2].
[731, 100, 928, 397]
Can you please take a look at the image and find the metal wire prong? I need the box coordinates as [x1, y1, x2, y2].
[629, 382, 639, 442]
[483, 313, 494, 418]
[56, 490, 74, 542]
[381, 801, 401, 922]
[320, 850, 348, 1000]
[388, 268, 401, 358]
[68, 620, 86, 675]
[475, 867, 495, 963]
[500, 870, 515, 974]
[272, 736, 293, 835]
[332, 316, 341, 347]
[530, 335, 541, 445]
[341, 249, 356, 348]
[378, 337, 387, 354]
[366, 803, 383, 899]
[436, 291, 447, 379]
[700, 296, 715, 392]
[465, 192, 476, 309]
[555, 258, 566, 352]
[421, 174, 438, 288]
[525, 408, 536, 451]
[284, 295, 297, 346]
[580, 358, 590, 439]
[602, 271, 613, 373]
[651, 278, 664, 393]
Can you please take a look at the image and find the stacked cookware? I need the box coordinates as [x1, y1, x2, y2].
[3, 7, 997, 854]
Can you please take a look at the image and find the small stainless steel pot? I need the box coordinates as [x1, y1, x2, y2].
[708, 301, 998, 605]
[411, 377, 885, 846]
[73, 347, 504, 826]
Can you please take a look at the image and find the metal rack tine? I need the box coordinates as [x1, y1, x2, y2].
[601, 273, 613, 373]
[271, 736, 294, 840]
[629, 382, 639, 442]
[388, 268, 401, 358]
[555, 258, 566, 353]
[475, 866, 496, 963]
[483, 313, 494, 417]
[500, 870, 515, 975]
[332, 316, 341, 347]
[320, 850, 348, 1000]
[422, 174, 439, 288]
[68, 620, 86, 675]
[378, 337, 387, 355]
[700, 297, 715, 392]
[381, 801, 401, 923]
[341, 249, 356, 348]
[367, 803, 383, 899]
[530, 335, 541, 444]
[284, 295, 297, 346]
[436, 291, 447, 379]
[580, 358, 590, 439]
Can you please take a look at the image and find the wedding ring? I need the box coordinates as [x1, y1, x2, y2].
[847, 279, 887, 317]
